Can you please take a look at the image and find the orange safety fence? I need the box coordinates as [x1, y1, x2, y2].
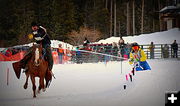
[63, 49, 72, 63]
[0, 49, 71, 64]
[52, 51, 59, 64]
[0, 51, 25, 61]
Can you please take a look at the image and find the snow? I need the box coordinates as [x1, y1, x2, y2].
[50, 40, 74, 50]
[0, 59, 180, 106]
[8, 40, 74, 50]
[0, 28, 180, 106]
[97, 28, 180, 45]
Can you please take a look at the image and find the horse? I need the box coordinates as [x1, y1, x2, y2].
[17, 44, 52, 98]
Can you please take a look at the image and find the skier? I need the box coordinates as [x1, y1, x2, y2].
[148, 42, 155, 59]
[129, 43, 151, 71]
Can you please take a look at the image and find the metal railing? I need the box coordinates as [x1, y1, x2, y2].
[69, 44, 180, 63]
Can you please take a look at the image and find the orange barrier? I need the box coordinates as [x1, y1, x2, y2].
[0, 49, 71, 64]
[0, 51, 25, 61]
[63, 49, 72, 63]
[52, 51, 59, 64]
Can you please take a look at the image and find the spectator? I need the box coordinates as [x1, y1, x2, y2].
[118, 36, 125, 45]
[163, 44, 169, 58]
[148, 42, 155, 59]
[98, 46, 105, 62]
[58, 44, 64, 64]
[171, 40, 178, 58]
[111, 42, 118, 56]
[11, 48, 18, 55]
[66, 47, 72, 57]
[126, 43, 132, 58]
[83, 37, 90, 47]
[5, 48, 12, 57]
[118, 36, 126, 57]
[76, 46, 82, 64]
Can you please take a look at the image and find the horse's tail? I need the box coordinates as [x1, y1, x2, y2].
[45, 69, 52, 88]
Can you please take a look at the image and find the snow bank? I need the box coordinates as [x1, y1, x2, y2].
[97, 28, 180, 45]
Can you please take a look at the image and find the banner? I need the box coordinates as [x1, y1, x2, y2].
[0, 51, 25, 61]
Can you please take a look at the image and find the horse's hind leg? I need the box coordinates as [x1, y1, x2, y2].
[23, 71, 29, 89]
[30, 76, 36, 98]
[38, 76, 46, 93]
[37, 79, 43, 93]
[38, 85, 41, 93]
[40, 77, 46, 92]
[45, 70, 52, 88]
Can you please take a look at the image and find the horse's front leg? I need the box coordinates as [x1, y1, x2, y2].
[23, 71, 29, 89]
[30, 76, 36, 98]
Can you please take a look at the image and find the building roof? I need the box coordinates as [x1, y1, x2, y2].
[160, 6, 180, 14]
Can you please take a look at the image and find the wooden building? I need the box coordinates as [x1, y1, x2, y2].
[160, 2, 180, 31]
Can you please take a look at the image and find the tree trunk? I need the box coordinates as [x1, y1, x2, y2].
[119, 21, 121, 37]
[105, 0, 108, 9]
[158, 0, 162, 31]
[132, 0, 135, 35]
[114, 0, 116, 36]
[153, 18, 155, 32]
[141, 0, 144, 34]
[127, 1, 130, 35]
[110, 0, 113, 37]
[94, 0, 96, 36]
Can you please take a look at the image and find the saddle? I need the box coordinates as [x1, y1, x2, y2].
[12, 53, 31, 79]
[12, 49, 48, 79]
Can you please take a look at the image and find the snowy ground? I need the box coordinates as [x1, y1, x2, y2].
[0, 59, 180, 106]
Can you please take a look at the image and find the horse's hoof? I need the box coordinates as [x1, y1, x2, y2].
[23, 84, 28, 89]
[37, 90, 41, 94]
[42, 88, 46, 92]
[33, 95, 36, 98]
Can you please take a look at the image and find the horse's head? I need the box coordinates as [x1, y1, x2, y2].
[31, 44, 43, 66]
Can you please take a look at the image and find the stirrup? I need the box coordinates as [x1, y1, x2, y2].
[23, 67, 28, 73]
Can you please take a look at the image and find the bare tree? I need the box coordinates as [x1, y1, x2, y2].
[67, 27, 102, 46]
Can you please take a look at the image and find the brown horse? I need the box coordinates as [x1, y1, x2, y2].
[20, 44, 52, 98]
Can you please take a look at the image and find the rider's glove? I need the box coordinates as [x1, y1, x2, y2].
[33, 31, 38, 35]
[34, 37, 43, 41]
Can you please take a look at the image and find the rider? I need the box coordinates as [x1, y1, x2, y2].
[16, 22, 53, 72]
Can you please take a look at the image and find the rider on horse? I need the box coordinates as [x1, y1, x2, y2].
[14, 22, 53, 75]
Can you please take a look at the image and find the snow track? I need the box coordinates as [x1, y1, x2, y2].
[0, 59, 180, 106]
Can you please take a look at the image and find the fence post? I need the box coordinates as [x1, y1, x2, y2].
[161, 44, 163, 58]
[170, 45, 172, 58]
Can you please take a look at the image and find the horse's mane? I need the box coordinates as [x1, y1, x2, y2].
[31, 44, 43, 56]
